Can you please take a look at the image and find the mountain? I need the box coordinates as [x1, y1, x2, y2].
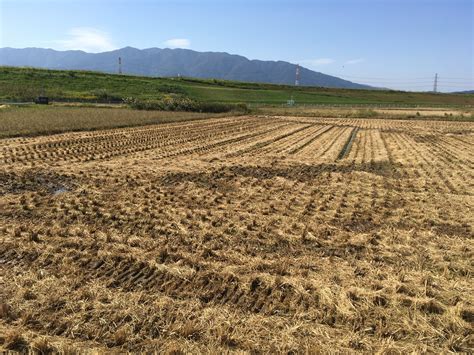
[0, 47, 373, 89]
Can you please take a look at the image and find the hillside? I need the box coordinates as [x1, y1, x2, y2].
[0, 47, 374, 89]
[0, 66, 473, 107]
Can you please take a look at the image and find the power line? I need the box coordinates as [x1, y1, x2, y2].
[436, 76, 474, 80]
[340, 77, 474, 85]
[437, 80, 474, 83]
[366, 84, 472, 88]
[321, 71, 473, 91]
[338, 83, 473, 87]
[326, 74, 435, 80]
[325, 73, 473, 83]
[332, 79, 473, 86]
[338, 78, 472, 84]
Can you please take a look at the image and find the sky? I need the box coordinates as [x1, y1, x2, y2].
[0, 0, 473, 92]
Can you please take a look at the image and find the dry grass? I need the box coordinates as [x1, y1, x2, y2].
[0, 105, 230, 138]
[256, 106, 474, 121]
[0, 115, 473, 352]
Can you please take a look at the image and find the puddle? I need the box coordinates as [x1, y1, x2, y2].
[1, 169, 76, 195]
[53, 187, 69, 195]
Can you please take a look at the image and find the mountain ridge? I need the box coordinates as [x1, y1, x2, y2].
[0, 46, 374, 89]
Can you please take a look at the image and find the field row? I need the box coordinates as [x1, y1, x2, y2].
[2, 116, 471, 166]
[1, 116, 303, 164]
[1, 115, 473, 353]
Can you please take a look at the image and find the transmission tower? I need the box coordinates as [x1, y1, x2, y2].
[433, 73, 438, 93]
[118, 57, 122, 75]
[295, 64, 300, 86]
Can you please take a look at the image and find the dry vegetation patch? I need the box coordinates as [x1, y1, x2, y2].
[0, 106, 230, 138]
[1, 115, 473, 352]
[257, 106, 474, 122]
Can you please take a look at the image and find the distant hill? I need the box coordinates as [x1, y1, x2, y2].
[0, 47, 374, 89]
[454, 90, 474, 94]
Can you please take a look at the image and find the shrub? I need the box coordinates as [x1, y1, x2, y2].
[123, 96, 248, 113]
[6, 85, 37, 101]
[351, 109, 378, 118]
[157, 84, 186, 95]
[195, 102, 249, 113]
[91, 89, 122, 102]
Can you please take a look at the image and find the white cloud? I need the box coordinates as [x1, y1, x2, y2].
[345, 58, 365, 65]
[56, 27, 116, 53]
[163, 38, 191, 49]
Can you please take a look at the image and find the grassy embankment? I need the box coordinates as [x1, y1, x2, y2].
[1, 67, 473, 138]
[1, 66, 473, 107]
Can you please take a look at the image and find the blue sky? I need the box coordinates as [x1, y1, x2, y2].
[1, 0, 472, 91]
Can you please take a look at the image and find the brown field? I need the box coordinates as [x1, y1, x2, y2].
[375, 107, 473, 117]
[1, 115, 473, 353]
[0, 106, 228, 138]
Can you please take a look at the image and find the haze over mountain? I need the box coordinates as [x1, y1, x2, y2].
[0, 47, 374, 89]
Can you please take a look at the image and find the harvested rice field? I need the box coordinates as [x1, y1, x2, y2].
[1, 115, 473, 353]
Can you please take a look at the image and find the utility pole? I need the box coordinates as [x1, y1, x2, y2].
[118, 57, 122, 75]
[295, 64, 300, 86]
[433, 73, 438, 93]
